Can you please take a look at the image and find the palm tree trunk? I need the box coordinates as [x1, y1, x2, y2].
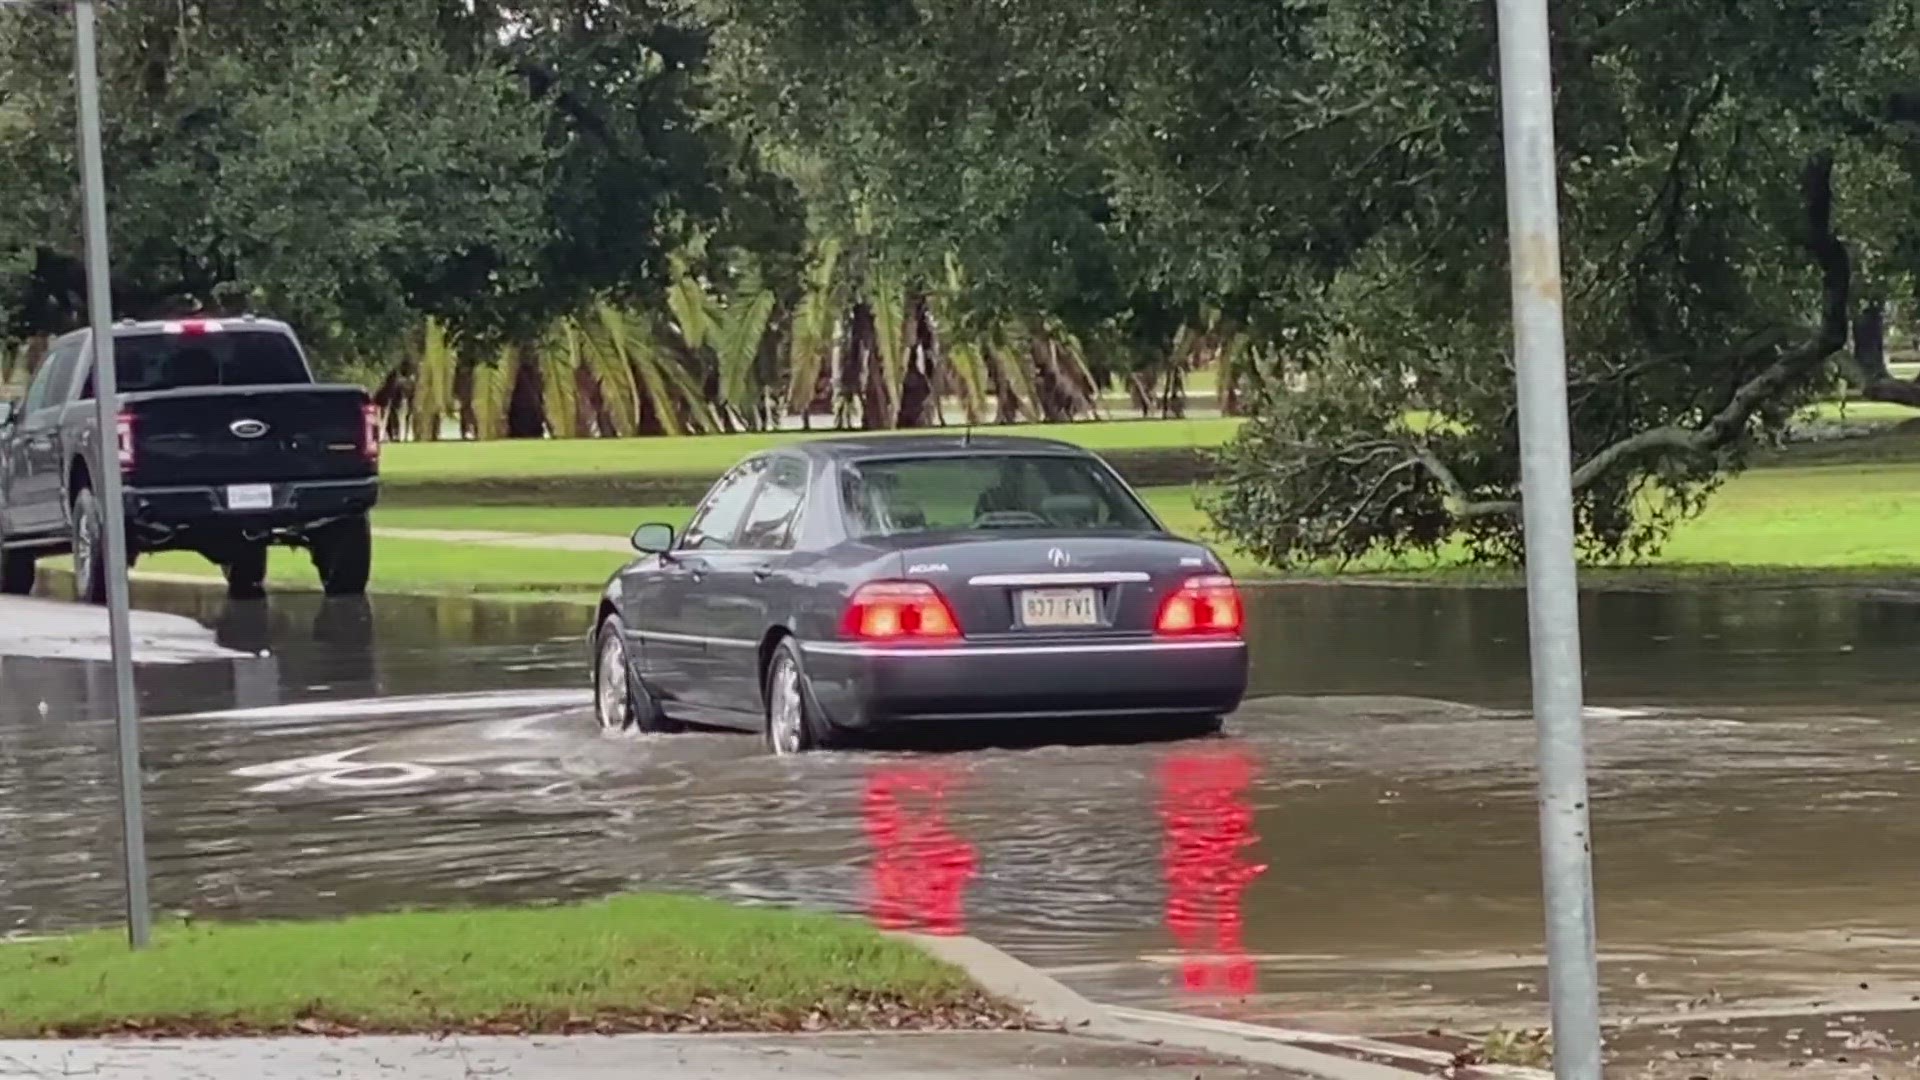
[454, 362, 477, 439]
[893, 296, 937, 429]
[505, 343, 547, 439]
[984, 347, 1021, 424]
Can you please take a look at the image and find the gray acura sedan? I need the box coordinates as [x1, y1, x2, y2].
[590, 434, 1248, 753]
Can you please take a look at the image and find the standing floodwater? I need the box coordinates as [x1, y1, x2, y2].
[5, 581, 1920, 1039]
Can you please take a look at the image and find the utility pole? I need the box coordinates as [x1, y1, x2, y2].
[1490, 0, 1604, 1076]
[73, 0, 151, 950]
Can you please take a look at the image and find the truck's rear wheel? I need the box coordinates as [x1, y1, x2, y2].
[310, 515, 371, 597]
[224, 543, 269, 600]
[71, 487, 108, 605]
[0, 546, 35, 596]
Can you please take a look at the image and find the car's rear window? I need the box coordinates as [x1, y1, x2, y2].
[84, 330, 311, 397]
[841, 453, 1159, 538]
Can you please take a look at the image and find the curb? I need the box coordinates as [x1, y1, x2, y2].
[899, 933, 1484, 1080]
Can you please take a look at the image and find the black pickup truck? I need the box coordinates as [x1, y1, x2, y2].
[0, 317, 380, 602]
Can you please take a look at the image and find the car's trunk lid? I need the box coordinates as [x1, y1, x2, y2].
[880, 531, 1222, 638]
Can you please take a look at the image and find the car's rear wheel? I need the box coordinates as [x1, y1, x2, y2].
[594, 614, 677, 734]
[71, 487, 108, 605]
[224, 543, 269, 600]
[309, 515, 371, 597]
[0, 534, 35, 596]
[764, 637, 834, 755]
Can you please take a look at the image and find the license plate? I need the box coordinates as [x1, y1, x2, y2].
[226, 484, 274, 510]
[1018, 588, 1099, 627]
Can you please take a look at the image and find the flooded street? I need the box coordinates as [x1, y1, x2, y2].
[7, 580, 1920, 1060]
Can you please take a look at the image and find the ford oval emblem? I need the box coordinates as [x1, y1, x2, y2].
[229, 418, 269, 439]
[1048, 547, 1070, 568]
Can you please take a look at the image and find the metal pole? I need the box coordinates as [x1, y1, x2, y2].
[1490, 0, 1603, 1076]
[74, 0, 151, 951]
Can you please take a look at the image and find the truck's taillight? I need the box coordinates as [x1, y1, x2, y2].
[162, 320, 220, 336]
[1155, 575, 1243, 636]
[361, 401, 381, 465]
[115, 409, 134, 471]
[841, 581, 961, 641]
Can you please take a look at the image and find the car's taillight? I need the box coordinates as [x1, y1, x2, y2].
[841, 581, 962, 641]
[361, 401, 381, 465]
[115, 409, 134, 471]
[1155, 575, 1243, 636]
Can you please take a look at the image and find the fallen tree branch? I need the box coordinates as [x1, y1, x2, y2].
[1415, 154, 1850, 520]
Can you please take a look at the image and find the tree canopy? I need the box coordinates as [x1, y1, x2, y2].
[716, 0, 1920, 563]
[0, 0, 770, 357]
[3, 0, 1919, 563]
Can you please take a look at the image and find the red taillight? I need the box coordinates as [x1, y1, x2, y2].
[115, 409, 134, 471]
[163, 319, 220, 336]
[361, 401, 382, 465]
[842, 581, 962, 641]
[1155, 575, 1243, 636]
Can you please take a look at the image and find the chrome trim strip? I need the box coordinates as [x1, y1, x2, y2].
[967, 571, 1152, 587]
[635, 630, 759, 649]
[803, 639, 1243, 658]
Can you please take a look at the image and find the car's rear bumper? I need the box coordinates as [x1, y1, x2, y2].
[125, 477, 379, 534]
[800, 636, 1248, 729]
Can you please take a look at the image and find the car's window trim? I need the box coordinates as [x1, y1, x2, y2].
[732, 452, 811, 553]
[836, 450, 1165, 537]
[22, 339, 80, 415]
[677, 458, 769, 553]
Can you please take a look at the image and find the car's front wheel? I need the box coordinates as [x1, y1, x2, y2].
[594, 614, 677, 734]
[763, 637, 835, 755]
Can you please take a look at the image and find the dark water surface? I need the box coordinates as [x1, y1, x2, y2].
[6, 580, 1920, 1036]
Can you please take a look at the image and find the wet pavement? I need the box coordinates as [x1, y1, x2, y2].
[0, 1031, 1310, 1080]
[8, 581, 1920, 1071]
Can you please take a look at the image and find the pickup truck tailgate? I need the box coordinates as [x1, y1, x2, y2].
[125, 385, 373, 487]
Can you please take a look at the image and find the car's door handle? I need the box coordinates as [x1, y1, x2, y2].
[753, 565, 775, 582]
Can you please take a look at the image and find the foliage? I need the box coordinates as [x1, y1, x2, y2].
[711, 0, 1920, 564]
[9, 0, 1920, 569]
[0, 1, 552, 355]
[0, 0, 776, 364]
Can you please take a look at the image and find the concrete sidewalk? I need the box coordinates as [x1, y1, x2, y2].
[375, 526, 630, 553]
[0, 1031, 1313, 1079]
[0, 594, 246, 665]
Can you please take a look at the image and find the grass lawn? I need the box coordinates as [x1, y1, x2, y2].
[376, 400, 1908, 487]
[381, 416, 1242, 483]
[42, 536, 629, 597]
[65, 420, 1920, 603]
[378, 458, 1920, 588]
[378, 504, 693, 536]
[0, 894, 1006, 1039]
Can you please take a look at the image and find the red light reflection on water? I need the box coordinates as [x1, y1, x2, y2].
[863, 766, 977, 935]
[1159, 747, 1267, 995]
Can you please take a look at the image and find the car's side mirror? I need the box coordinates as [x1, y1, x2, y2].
[0, 400, 15, 428]
[631, 522, 675, 555]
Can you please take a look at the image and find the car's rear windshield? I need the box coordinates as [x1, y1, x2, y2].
[840, 453, 1159, 538]
[85, 330, 311, 396]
